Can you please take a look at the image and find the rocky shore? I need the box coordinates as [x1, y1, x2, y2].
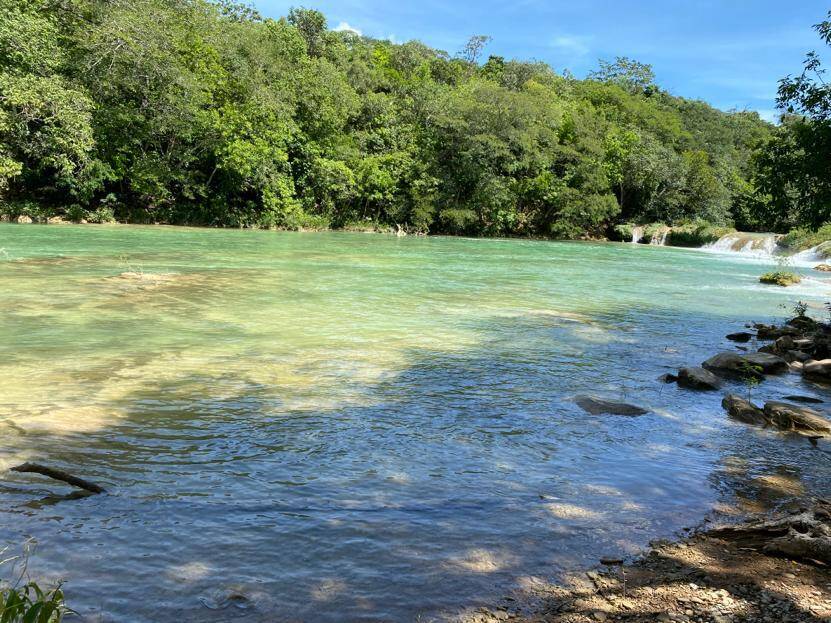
[461, 312, 831, 623]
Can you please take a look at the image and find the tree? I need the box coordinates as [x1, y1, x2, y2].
[460, 35, 492, 64]
[589, 56, 656, 93]
[287, 7, 327, 57]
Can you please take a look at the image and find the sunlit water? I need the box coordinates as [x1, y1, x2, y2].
[2, 224, 831, 622]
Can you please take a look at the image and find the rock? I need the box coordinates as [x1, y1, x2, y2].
[703, 352, 748, 375]
[575, 395, 648, 416]
[743, 352, 789, 374]
[659, 373, 678, 383]
[803, 359, 831, 382]
[815, 264, 831, 272]
[726, 332, 752, 343]
[793, 337, 815, 350]
[785, 350, 810, 363]
[787, 315, 817, 331]
[760, 271, 801, 286]
[763, 401, 831, 434]
[722, 394, 766, 425]
[677, 367, 721, 390]
[702, 351, 786, 376]
[783, 395, 824, 404]
[756, 324, 800, 340]
[774, 335, 796, 353]
[15, 215, 33, 224]
[46, 215, 67, 224]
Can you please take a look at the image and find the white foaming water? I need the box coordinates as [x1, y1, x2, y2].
[650, 228, 669, 246]
[631, 226, 644, 244]
[702, 233, 779, 260]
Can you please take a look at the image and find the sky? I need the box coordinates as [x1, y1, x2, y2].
[254, 0, 830, 122]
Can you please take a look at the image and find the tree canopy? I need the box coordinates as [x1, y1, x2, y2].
[0, 0, 784, 237]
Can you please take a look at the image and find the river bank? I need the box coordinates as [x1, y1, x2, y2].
[463, 509, 831, 623]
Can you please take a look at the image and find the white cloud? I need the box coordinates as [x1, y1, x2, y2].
[333, 21, 362, 36]
[550, 34, 592, 57]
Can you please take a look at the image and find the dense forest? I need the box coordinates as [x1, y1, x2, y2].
[0, 0, 829, 239]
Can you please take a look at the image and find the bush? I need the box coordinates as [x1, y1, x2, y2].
[779, 223, 831, 251]
[66, 204, 86, 223]
[611, 223, 635, 242]
[760, 271, 802, 286]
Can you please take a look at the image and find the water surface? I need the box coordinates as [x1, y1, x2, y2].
[2, 224, 831, 622]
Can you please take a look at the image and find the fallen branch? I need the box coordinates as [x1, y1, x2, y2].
[11, 463, 106, 494]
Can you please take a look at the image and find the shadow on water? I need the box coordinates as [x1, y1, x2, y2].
[4, 307, 831, 622]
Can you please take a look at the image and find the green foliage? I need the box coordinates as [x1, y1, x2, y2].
[779, 223, 831, 251]
[0, 581, 68, 623]
[0, 0, 778, 237]
[759, 271, 802, 286]
[665, 222, 735, 247]
[0, 542, 70, 623]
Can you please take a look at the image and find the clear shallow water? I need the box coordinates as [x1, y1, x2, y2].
[2, 224, 831, 622]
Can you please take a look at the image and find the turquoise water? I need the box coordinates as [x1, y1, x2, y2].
[1, 224, 830, 622]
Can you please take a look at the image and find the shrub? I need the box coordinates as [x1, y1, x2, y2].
[779, 223, 831, 251]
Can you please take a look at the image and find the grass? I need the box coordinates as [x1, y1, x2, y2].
[0, 542, 70, 623]
[760, 271, 802, 287]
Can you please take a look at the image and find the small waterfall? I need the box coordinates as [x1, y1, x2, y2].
[650, 227, 669, 246]
[702, 233, 778, 258]
[631, 226, 644, 244]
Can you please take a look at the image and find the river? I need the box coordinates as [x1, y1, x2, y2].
[1, 224, 830, 622]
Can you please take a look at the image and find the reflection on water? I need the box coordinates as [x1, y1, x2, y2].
[1, 224, 831, 622]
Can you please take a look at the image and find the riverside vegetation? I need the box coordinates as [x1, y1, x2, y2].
[1, 1, 830, 241]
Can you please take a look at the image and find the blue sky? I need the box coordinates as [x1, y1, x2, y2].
[254, 0, 830, 121]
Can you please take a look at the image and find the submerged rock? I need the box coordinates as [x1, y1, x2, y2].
[763, 401, 831, 434]
[574, 395, 648, 417]
[658, 373, 677, 383]
[726, 332, 753, 343]
[677, 367, 721, 390]
[722, 394, 766, 425]
[783, 395, 824, 404]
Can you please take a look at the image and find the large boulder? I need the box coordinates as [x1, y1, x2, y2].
[803, 359, 831, 382]
[787, 316, 817, 332]
[726, 332, 752, 343]
[763, 401, 831, 434]
[722, 394, 766, 425]
[815, 264, 831, 272]
[677, 367, 721, 390]
[742, 352, 789, 374]
[703, 352, 747, 374]
[574, 395, 648, 417]
[702, 351, 787, 376]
